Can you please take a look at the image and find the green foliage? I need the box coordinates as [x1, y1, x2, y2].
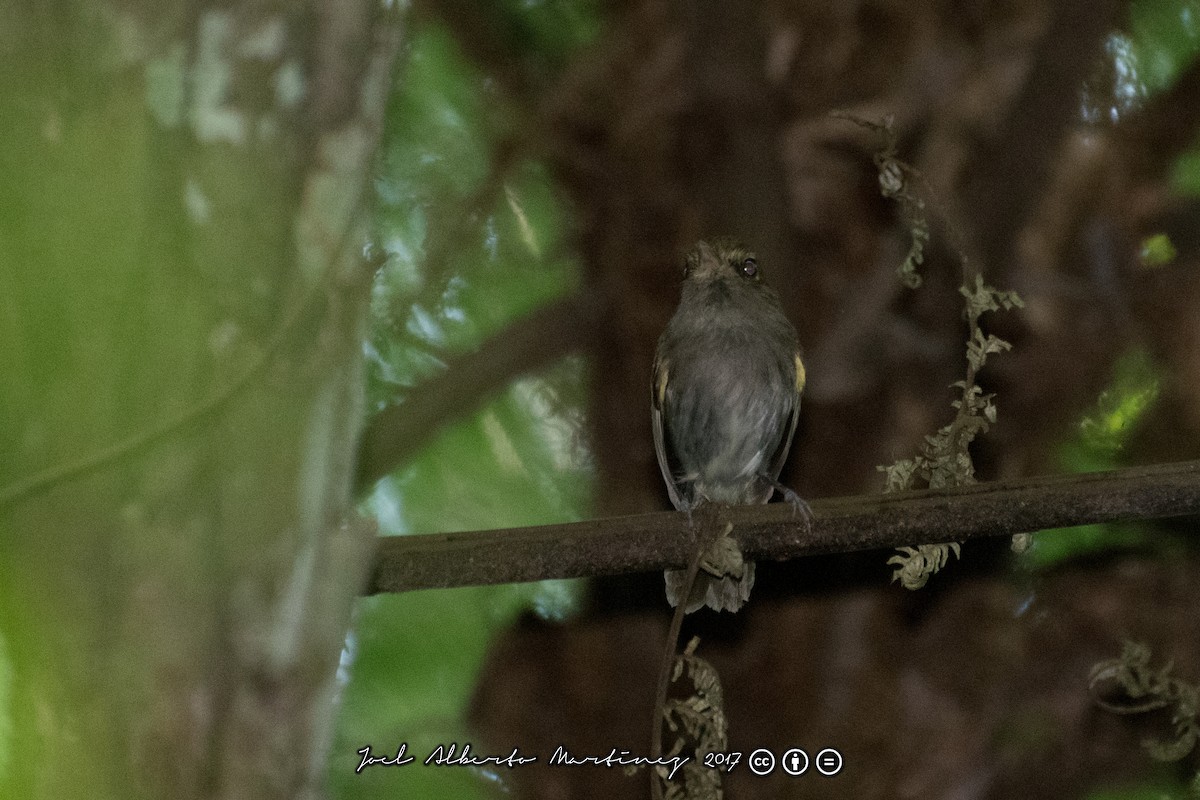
[1028, 350, 1161, 569]
[334, 6, 601, 798]
[489, 0, 605, 74]
[1090, 642, 1200, 795]
[369, 362, 591, 535]
[1088, 0, 1200, 127]
[331, 587, 541, 800]
[1171, 152, 1200, 197]
[369, 27, 578, 414]
[1111, 0, 1200, 196]
[1139, 232, 1179, 267]
[1073, 0, 1200, 572]
[1024, 521, 1150, 569]
[1126, 0, 1200, 94]
[1072, 348, 1161, 462]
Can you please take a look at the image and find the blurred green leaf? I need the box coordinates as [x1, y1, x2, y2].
[1073, 350, 1161, 460]
[1127, 0, 1200, 94]
[1087, 1, 1199, 124]
[1139, 233, 1179, 267]
[334, 361, 591, 797]
[1028, 350, 1162, 568]
[1024, 521, 1150, 569]
[330, 589, 526, 800]
[332, 8, 600, 798]
[1170, 151, 1200, 196]
[1121, 0, 1200, 197]
[494, 0, 604, 72]
[1083, 775, 1194, 800]
[370, 364, 592, 538]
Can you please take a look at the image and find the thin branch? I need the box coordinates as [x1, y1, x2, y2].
[649, 539, 704, 800]
[354, 293, 599, 493]
[367, 459, 1200, 594]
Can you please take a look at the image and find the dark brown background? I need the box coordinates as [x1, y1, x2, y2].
[431, 1, 1200, 796]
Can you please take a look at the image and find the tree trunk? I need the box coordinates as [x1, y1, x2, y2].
[0, 3, 399, 798]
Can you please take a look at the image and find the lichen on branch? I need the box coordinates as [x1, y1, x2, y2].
[1090, 640, 1200, 794]
[840, 112, 1026, 589]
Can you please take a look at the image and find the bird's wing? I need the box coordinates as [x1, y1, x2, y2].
[765, 351, 805, 482]
[651, 353, 689, 511]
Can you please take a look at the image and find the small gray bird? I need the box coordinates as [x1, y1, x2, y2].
[652, 239, 807, 613]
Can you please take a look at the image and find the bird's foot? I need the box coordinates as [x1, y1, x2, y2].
[765, 477, 813, 530]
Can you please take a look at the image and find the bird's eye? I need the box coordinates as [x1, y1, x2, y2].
[682, 263, 692, 278]
[739, 258, 758, 278]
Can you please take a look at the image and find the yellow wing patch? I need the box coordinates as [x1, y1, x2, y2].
[655, 359, 670, 408]
[794, 353, 806, 395]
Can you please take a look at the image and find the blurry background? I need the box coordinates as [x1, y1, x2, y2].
[2, 0, 1199, 798]
[339, 1, 1200, 799]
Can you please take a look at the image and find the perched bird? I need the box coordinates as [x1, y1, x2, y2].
[652, 239, 807, 612]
